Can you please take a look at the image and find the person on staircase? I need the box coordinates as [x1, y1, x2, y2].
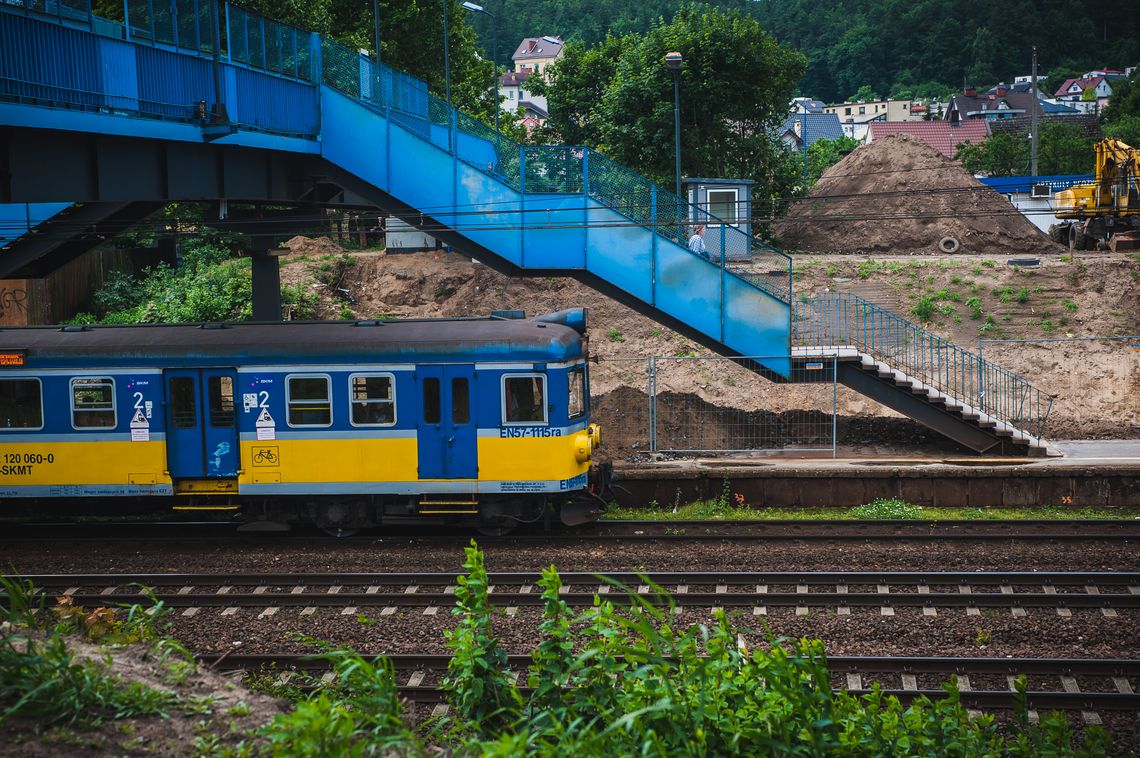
[688, 224, 710, 260]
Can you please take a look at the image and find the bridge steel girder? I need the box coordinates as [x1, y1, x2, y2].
[0, 127, 323, 205]
[0, 201, 164, 279]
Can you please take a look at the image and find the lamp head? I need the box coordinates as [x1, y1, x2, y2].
[664, 51, 684, 71]
[461, 2, 484, 11]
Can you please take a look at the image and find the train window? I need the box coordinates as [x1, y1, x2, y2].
[208, 376, 235, 427]
[452, 378, 470, 424]
[568, 367, 586, 419]
[423, 378, 440, 424]
[71, 377, 116, 429]
[170, 377, 197, 429]
[503, 374, 546, 424]
[0, 378, 42, 430]
[286, 375, 332, 427]
[350, 374, 396, 426]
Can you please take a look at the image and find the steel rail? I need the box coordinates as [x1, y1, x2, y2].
[200, 653, 1140, 711]
[14, 570, 1139, 587]
[3, 519, 1138, 543]
[44, 590, 1140, 609]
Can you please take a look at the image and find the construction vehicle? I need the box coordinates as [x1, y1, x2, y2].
[1048, 138, 1140, 252]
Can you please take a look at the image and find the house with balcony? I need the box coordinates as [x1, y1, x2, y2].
[944, 84, 1047, 123]
[498, 35, 564, 126]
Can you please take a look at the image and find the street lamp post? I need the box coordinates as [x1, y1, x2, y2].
[664, 51, 684, 198]
[372, 0, 380, 62]
[462, 1, 498, 135]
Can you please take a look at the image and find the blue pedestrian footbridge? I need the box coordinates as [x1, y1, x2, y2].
[0, 0, 1052, 454]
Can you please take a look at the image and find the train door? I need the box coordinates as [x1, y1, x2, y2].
[164, 369, 239, 478]
[416, 365, 477, 479]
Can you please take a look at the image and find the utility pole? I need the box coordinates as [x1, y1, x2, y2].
[1030, 46, 1039, 177]
[373, 0, 381, 62]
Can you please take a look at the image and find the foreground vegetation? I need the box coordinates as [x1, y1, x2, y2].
[605, 495, 1139, 522]
[1, 545, 1114, 755]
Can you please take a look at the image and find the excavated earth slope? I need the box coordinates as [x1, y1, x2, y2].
[773, 134, 1064, 256]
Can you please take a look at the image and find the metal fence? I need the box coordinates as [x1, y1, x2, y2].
[980, 336, 1139, 440]
[318, 35, 793, 303]
[591, 355, 837, 457]
[795, 292, 1052, 440]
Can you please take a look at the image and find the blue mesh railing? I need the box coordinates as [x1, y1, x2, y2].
[794, 293, 1052, 441]
[319, 36, 792, 303]
[1, 0, 793, 302]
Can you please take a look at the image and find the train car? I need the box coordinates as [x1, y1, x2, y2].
[0, 309, 602, 532]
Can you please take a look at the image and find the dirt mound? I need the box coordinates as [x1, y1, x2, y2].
[773, 134, 1063, 256]
[279, 235, 345, 257]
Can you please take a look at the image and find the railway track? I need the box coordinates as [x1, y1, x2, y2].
[5, 518, 1138, 543]
[200, 653, 1140, 714]
[15, 571, 1140, 614]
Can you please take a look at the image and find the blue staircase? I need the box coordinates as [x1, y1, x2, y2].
[0, 1, 1053, 452]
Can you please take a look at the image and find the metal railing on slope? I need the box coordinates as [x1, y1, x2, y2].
[794, 292, 1052, 441]
[319, 37, 792, 303]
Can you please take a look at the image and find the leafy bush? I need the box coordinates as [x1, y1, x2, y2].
[911, 295, 936, 322]
[965, 296, 983, 320]
[849, 498, 925, 519]
[0, 576, 176, 728]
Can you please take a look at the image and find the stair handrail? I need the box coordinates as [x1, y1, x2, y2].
[319, 36, 793, 302]
[795, 292, 1051, 440]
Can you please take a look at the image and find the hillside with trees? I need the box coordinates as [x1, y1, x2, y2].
[464, 0, 1139, 104]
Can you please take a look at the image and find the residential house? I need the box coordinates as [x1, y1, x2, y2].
[823, 98, 921, 139]
[791, 97, 825, 114]
[510, 35, 564, 75]
[498, 35, 564, 126]
[779, 112, 844, 151]
[944, 84, 1047, 123]
[867, 121, 990, 159]
[1053, 76, 1114, 103]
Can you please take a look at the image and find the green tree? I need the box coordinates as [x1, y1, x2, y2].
[528, 34, 630, 146]
[954, 131, 1028, 177]
[589, 4, 806, 189]
[805, 135, 860, 184]
[1037, 120, 1096, 174]
[849, 84, 880, 103]
[1103, 71, 1140, 127]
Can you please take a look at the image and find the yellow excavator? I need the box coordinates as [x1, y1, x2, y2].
[1049, 138, 1140, 251]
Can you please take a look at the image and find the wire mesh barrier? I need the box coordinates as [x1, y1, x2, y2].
[1, 0, 796, 306]
[980, 337, 1140, 440]
[589, 357, 653, 458]
[649, 355, 837, 455]
[315, 35, 793, 300]
[591, 356, 836, 457]
[226, 4, 310, 80]
[795, 292, 1052, 440]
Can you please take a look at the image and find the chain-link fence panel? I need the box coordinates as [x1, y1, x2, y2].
[590, 357, 652, 458]
[981, 337, 1140, 440]
[649, 355, 836, 454]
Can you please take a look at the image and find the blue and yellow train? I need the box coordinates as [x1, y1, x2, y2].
[0, 309, 602, 531]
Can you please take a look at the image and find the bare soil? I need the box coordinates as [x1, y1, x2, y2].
[772, 134, 1064, 257]
[277, 240, 1140, 450]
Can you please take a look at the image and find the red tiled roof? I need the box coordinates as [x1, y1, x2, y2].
[1054, 76, 1106, 97]
[868, 121, 989, 159]
[499, 70, 532, 87]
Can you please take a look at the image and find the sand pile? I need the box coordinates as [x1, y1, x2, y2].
[773, 134, 1063, 256]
